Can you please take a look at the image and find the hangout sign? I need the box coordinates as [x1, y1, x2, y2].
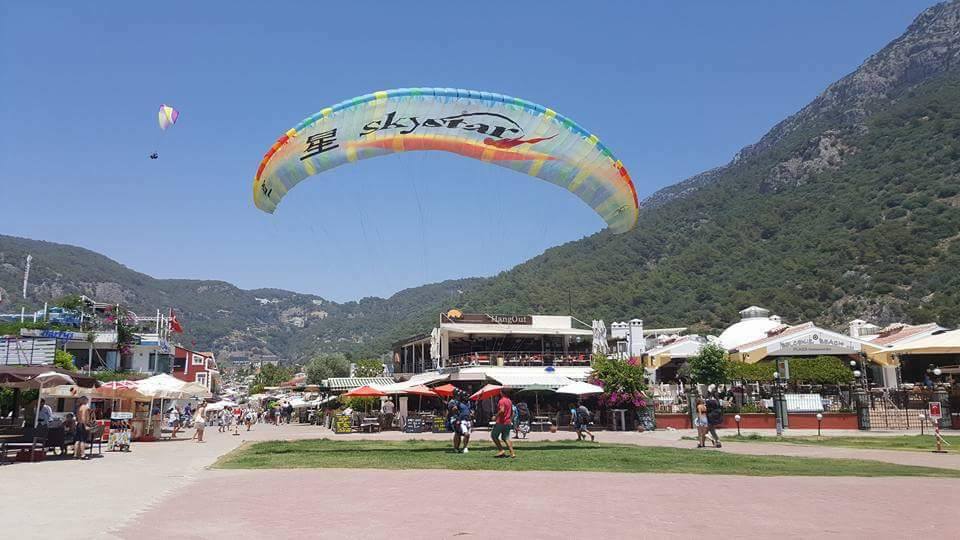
[441, 312, 532, 325]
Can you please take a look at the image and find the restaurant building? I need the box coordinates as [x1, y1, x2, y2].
[721, 307, 896, 385]
[393, 312, 594, 377]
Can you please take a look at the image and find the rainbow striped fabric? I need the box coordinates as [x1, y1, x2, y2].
[253, 88, 638, 233]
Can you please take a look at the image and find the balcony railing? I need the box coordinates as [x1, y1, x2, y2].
[445, 351, 592, 368]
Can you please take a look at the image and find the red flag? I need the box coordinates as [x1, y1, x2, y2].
[169, 309, 184, 333]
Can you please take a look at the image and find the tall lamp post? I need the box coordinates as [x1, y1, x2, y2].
[773, 372, 783, 436]
[816, 412, 823, 439]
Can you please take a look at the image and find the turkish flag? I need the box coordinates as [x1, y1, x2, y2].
[169, 309, 184, 333]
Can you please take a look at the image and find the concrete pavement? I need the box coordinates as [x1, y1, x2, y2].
[120, 469, 960, 539]
[3, 423, 959, 539]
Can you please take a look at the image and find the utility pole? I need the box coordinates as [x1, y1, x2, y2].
[22, 254, 32, 299]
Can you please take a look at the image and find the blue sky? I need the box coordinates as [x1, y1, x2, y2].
[0, 1, 938, 302]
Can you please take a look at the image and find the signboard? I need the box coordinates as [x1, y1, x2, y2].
[333, 415, 352, 434]
[767, 331, 862, 355]
[431, 416, 448, 433]
[404, 417, 424, 433]
[441, 313, 532, 325]
[928, 402, 942, 420]
[111, 412, 134, 420]
[20, 328, 88, 341]
[776, 358, 790, 381]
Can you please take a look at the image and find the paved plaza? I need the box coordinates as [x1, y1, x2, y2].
[2, 424, 958, 539]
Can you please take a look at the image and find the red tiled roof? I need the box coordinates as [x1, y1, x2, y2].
[869, 323, 940, 346]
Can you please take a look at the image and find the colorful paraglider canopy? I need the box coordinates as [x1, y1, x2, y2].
[253, 88, 639, 233]
[158, 104, 179, 131]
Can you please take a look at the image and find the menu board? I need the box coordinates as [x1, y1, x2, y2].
[334, 415, 353, 434]
[432, 416, 448, 433]
[404, 417, 424, 433]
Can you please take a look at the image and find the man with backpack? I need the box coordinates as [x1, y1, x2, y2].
[573, 402, 596, 442]
[705, 390, 724, 448]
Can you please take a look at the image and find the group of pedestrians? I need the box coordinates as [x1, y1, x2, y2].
[695, 388, 724, 448]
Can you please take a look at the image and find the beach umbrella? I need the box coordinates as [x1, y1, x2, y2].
[405, 385, 438, 412]
[344, 385, 387, 398]
[19, 371, 76, 428]
[432, 384, 457, 398]
[555, 381, 604, 396]
[469, 384, 503, 401]
[519, 384, 555, 415]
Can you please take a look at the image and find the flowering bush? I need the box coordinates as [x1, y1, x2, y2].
[590, 354, 648, 410]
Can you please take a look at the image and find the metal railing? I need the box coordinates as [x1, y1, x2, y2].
[444, 351, 593, 368]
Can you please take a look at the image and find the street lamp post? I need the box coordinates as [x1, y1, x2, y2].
[816, 412, 823, 439]
[734, 414, 741, 437]
[773, 372, 783, 436]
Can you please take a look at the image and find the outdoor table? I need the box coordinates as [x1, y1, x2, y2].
[532, 416, 551, 431]
[611, 409, 627, 431]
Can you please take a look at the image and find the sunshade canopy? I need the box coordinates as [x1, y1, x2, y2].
[403, 385, 439, 398]
[0, 366, 98, 388]
[344, 385, 387, 398]
[469, 384, 503, 401]
[136, 373, 212, 399]
[432, 384, 457, 398]
[555, 381, 604, 396]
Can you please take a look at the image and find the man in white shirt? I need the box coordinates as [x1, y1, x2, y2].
[37, 399, 53, 425]
[381, 399, 395, 430]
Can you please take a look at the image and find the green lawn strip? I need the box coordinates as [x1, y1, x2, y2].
[718, 434, 960, 453]
[214, 439, 960, 477]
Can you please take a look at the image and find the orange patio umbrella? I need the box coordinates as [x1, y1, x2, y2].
[432, 384, 457, 398]
[405, 385, 438, 412]
[469, 384, 503, 401]
[344, 385, 387, 398]
[405, 385, 438, 398]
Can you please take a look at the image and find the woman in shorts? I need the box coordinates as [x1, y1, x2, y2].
[695, 398, 708, 448]
[193, 403, 207, 443]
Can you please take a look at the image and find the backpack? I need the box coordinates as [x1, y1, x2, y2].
[706, 398, 723, 424]
[516, 402, 531, 421]
[576, 406, 591, 424]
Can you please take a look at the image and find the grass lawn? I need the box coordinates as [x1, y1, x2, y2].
[214, 439, 960, 477]
[724, 433, 960, 453]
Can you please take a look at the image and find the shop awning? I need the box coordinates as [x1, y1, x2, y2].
[885, 329, 960, 355]
[325, 377, 396, 392]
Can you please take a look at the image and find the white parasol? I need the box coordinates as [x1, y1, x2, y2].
[555, 381, 604, 396]
[592, 320, 609, 355]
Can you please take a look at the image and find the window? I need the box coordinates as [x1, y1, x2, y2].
[195, 372, 207, 387]
[192, 354, 205, 366]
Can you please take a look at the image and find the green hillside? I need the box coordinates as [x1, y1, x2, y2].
[3, 2, 959, 359]
[450, 73, 960, 334]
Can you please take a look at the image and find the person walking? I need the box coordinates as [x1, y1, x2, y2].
[491, 389, 515, 459]
[705, 392, 723, 448]
[447, 397, 462, 452]
[381, 398, 395, 431]
[456, 397, 473, 453]
[193, 403, 207, 443]
[168, 406, 181, 438]
[695, 398, 709, 448]
[574, 402, 596, 442]
[74, 396, 92, 460]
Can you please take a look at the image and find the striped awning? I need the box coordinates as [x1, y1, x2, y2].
[324, 377, 396, 392]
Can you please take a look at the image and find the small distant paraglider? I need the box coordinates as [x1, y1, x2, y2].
[158, 104, 179, 130]
[152, 104, 179, 159]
